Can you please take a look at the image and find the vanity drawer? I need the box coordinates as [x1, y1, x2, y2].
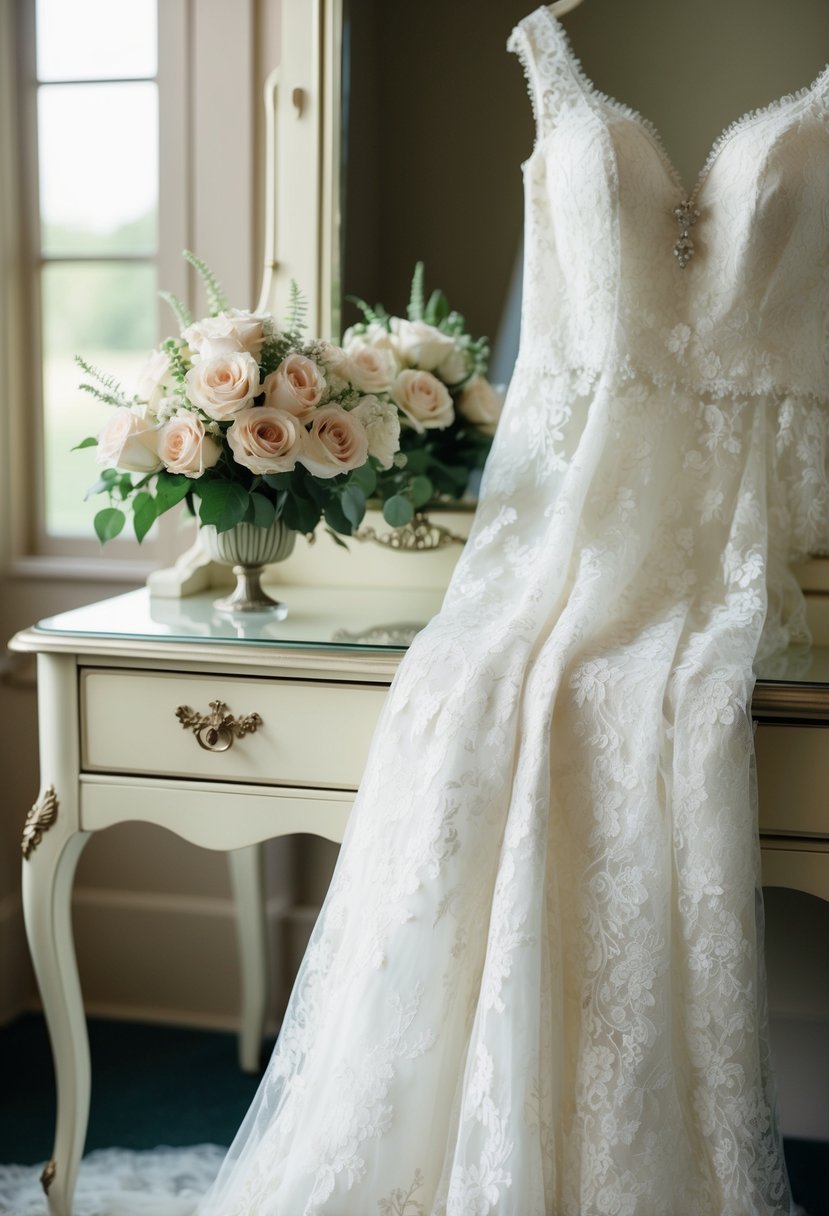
[81, 669, 388, 789]
[756, 725, 828, 838]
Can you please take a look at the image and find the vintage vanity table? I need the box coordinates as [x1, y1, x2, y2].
[9, 566, 829, 1216]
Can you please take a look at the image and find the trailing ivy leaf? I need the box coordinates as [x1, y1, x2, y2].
[154, 471, 191, 513]
[94, 507, 126, 543]
[282, 494, 321, 534]
[325, 527, 349, 549]
[72, 436, 98, 451]
[246, 492, 276, 528]
[410, 474, 433, 508]
[351, 462, 377, 497]
[84, 476, 111, 500]
[132, 492, 158, 543]
[340, 484, 366, 528]
[383, 495, 414, 527]
[197, 481, 250, 532]
[324, 498, 353, 537]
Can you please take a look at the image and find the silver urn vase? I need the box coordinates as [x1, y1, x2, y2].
[200, 519, 296, 617]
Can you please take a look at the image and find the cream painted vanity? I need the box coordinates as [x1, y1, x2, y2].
[9, 566, 829, 1216]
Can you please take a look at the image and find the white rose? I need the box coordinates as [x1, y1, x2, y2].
[345, 342, 399, 393]
[342, 320, 397, 357]
[157, 414, 221, 479]
[457, 377, 503, 435]
[390, 317, 456, 370]
[391, 369, 454, 432]
[263, 353, 326, 423]
[349, 395, 401, 470]
[135, 349, 176, 413]
[185, 351, 260, 421]
[299, 405, 369, 479]
[227, 407, 306, 475]
[96, 408, 162, 473]
[435, 345, 470, 387]
[182, 309, 268, 358]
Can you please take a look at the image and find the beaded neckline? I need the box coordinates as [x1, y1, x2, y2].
[541, 5, 829, 206]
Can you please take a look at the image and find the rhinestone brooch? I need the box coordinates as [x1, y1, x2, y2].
[673, 199, 700, 268]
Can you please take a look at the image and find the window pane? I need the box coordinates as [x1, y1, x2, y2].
[39, 83, 158, 256]
[41, 262, 157, 538]
[36, 0, 157, 81]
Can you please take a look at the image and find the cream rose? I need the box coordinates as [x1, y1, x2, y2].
[390, 317, 456, 370]
[391, 369, 454, 431]
[227, 406, 305, 475]
[457, 377, 503, 435]
[299, 405, 369, 479]
[345, 342, 399, 393]
[182, 309, 268, 358]
[185, 351, 260, 421]
[263, 353, 326, 422]
[157, 414, 221, 479]
[349, 395, 401, 470]
[97, 408, 163, 473]
[435, 345, 469, 387]
[135, 349, 175, 413]
[343, 320, 398, 357]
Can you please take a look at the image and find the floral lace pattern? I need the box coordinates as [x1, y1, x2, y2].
[3, 8, 826, 1216]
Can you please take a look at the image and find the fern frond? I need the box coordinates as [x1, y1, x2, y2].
[284, 280, 308, 339]
[79, 383, 129, 409]
[183, 250, 230, 315]
[407, 261, 425, 321]
[74, 356, 131, 406]
[159, 290, 193, 330]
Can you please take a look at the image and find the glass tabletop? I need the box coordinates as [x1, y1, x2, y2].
[30, 588, 829, 686]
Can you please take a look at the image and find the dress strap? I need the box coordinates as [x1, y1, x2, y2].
[507, 7, 581, 146]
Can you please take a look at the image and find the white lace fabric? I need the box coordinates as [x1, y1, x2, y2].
[2, 7, 827, 1215]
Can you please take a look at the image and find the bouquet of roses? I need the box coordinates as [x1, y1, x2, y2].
[342, 263, 503, 527]
[76, 252, 400, 545]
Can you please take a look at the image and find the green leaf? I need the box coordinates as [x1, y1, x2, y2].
[282, 494, 321, 534]
[158, 290, 193, 330]
[183, 250, 229, 315]
[84, 476, 111, 501]
[410, 474, 434, 508]
[262, 472, 294, 490]
[72, 436, 98, 451]
[94, 507, 126, 543]
[424, 289, 449, 327]
[400, 448, 430, 474]
[246, 492, 277, 528]
[383, 495, 414, 528]
[132, 492, 158, 543]
[197, 481, 250, 532]
[323, 498, 353, 536]
[340, 484, 366, 528]
[325, 527, 349, 550]
[351, 461, 377, 497]
[407, 261, 425, 321]
[154, 471, 191, 513]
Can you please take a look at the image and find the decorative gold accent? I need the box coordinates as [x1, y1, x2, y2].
[356, 512, 466, 552]
[673, 198, 700, 268]
[175, 701, 263, 752]
[41, 1159, 56, 1194]
[21, 787, 59, 860]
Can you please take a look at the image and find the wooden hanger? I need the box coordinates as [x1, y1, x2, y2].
[549, 0, 586, 15]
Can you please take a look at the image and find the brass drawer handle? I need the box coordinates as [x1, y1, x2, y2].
[175, 700, 263, 752]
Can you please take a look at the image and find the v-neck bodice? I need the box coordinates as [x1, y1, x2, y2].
[508, 7, 829, 402]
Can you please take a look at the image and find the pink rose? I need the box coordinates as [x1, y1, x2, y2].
[457, 377, 503, 435]
[227, 406, 305, 475]
[185, 351, 260, 421]
[345, 342, 398, 393]
[158, 414, 221, 479]
[263, 353, 326, 422]
[299, 405, 369, 479]
[391, 369, 454, 432]
[182, 309, 268, 358]
[97, 408, 162, 473]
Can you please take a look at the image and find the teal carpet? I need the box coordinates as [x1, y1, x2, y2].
[1, 1014, 827, 1213]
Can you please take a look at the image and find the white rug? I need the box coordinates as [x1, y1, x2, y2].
[0, 1146, 224, 1215]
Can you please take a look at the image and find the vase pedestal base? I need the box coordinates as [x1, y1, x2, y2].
[213, 565, 288, 618]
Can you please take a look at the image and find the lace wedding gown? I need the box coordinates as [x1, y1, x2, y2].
[3, 8, 828, 1215]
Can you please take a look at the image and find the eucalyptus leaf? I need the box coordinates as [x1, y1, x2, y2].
[351, 462, 377, 497]
[383, 495, 414, 528]
[340, 484, 366, 528]
[324, 498, 354, 537]
[410, 475, 434, 508]
[94, 507, 126, 544]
